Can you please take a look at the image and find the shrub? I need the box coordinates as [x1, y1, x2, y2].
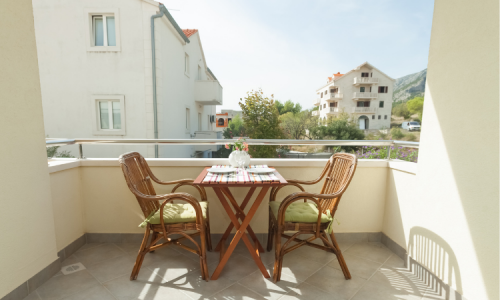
[391, 128, 405, 140]
[406, 133, 417, 141]
[356, 146, 419, 163]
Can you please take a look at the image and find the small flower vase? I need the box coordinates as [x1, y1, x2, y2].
[228, 150, 250, 168]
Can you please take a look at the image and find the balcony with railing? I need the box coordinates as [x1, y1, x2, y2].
[352, 106, 377, 113]
[326, 107, 340, 114]
[195, 80, 223, 105]
[352, 92, 378, 99]
[312, 98, 320, 106]
[353, 77, 379, 85]
[324, 93, 343, 101]
[312, 110, 320, 116]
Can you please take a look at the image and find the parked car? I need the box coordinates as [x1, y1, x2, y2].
[402, 121, 421, 131]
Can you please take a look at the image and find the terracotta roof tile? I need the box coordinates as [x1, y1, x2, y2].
[182, 29, 198, 38]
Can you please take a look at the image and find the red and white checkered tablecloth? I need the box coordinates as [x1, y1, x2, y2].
[202, 165, 280, 184]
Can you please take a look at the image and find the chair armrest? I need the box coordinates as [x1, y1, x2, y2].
[269, 183, 305, 202]
[149, 177, 207, 202]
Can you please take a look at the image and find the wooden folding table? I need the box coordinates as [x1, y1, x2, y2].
[194, 166, 287, 280]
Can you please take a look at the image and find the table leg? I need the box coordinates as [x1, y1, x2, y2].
[220, 187, 265, 253]
[214, 187, 256, 251]
[211, 187, 270, 280]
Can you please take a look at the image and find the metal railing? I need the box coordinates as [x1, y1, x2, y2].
[353, 92, 378, 98]
[46, 138, 419, 159]
[352, 107, 377, 113]
[353, 77, 379, 84]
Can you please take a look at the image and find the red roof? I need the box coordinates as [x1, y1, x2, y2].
[182, 29, 198, 38]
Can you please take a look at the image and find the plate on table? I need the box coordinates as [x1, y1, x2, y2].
[247, 167, 275, 174]
[207, 167, 236, 173]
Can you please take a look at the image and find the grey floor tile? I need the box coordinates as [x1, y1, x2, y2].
[36, 270, 100, 300]
[382, 254, 407, 269]
[328, 253, 383, 279]
[74, 244, 127, 267]
[140, 245, 183, 268]
[58, 285, 115, 300]
[351, 267, 428, 300]
[103, 269, 184, 300]
[278, 252, 325, 282]
[147, 252, 202, 282]
[23, 292, 41, 300]
[238, 266, 301, 300]
[345, 242, 393, 263]
[208, 254, 260, 281]
[211, 283, 266, 300]
[281, 282, 335, 300]
[305, 265, 366, 300]
[168, 272, 236, 300]
[77, 243, 104, 252]
[114, 242, 142, 256]
[86, 255, 137, 283]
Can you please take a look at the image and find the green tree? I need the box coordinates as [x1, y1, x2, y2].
[309, 113, 365, 151]
[239, 89, 284, 158]
[392, 102, 411, 119]
[279, 110, 316, 139]
[222, 114, 245, 139]
[274, 100, 302, 115]
[406, 97, 424, 120]
[46, 146, 74, 158]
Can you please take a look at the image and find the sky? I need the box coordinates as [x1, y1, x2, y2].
[164, 0, 435, 111]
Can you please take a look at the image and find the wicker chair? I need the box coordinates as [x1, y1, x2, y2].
[267, 153, 358, 282]
[119, 152, 212, 281]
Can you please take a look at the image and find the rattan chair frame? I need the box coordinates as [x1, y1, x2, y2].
[119, 152, 212, 281]
[267, 153, 358, 282]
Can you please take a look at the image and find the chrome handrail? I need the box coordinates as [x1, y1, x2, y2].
[46, 138, 419, 159]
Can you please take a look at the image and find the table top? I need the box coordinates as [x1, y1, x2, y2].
[194, 165, 287, 187]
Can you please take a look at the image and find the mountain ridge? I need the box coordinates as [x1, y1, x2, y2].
[393, 68, 427, 102]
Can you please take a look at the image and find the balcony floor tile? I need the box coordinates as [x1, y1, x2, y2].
[25, 242, 443, 300]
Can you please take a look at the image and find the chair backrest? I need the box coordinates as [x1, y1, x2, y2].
[119, 152, 159, 218]
[318, 153, 357, 214]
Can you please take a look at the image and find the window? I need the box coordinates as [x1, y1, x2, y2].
[357, 101, 370, 107]
[321, 92, 323, 97]
[323, 104, 326, 109]
[329, 102, 337, 107]
[325, 90, 328, 94]
[185, 53, 190, 76]
[186, 108, 190, 131]
[91, 95, 125, 135]
[85, 9, 120, 51]
[330, 89, 335, 93]
[378, 86, 388, 93]
[92, 15, 116, 46]
[384, 115, 388, 120]
[379, 101, 384, 108]
[228, 118, 232, 123]
[378, 115, 381, 119]
[361, 72, 369, 77]
[372, 115, 375, 119]
[217, 118, 224, 126]
[197, 65, 202, 80]
[198, 113, 202, 131]
[360, 87, 365, 92]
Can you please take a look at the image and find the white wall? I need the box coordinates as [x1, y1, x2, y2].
[48, 159, 388, 235]
[33, 0, 154, 159]
[155, 23, 217, 158]
[383, 0, 499, 299]
[0, 0, 59, 297]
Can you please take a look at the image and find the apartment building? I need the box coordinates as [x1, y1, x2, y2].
[313, 62, 394, 130]
[215, 109, 243, 132]
[33, 0, 222, 158]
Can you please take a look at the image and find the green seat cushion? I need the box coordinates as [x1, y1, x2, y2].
[139, 201, 208, 228]
[269, 201, 333, 224]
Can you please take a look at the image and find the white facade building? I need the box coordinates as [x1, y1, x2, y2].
[33, 0, 222, 158]
[313, 62, 394, 130]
